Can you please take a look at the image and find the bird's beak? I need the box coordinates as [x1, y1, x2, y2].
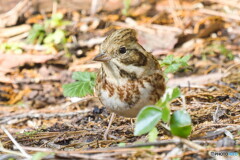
[93, 53, 111, 62]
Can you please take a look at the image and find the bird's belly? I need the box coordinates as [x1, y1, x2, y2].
[99, 81, 155, 118]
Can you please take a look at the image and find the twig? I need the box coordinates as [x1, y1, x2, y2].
[21, 145, 175, 154]
[207, 0, 240, 9]
[224, 62, 240, 73]
[0, 109, 91, 124]
[40, 132, 65, 148]
[213, 104, 220, 123]
[121, 139, 181, 148]
[78, 37, 105, 47]
[205, 124, 240, 127]
[180, 138, 205, 150]
[40, 139, 62, 150]
[0, 24, 31, 38]
[181, 95, 187, 109]
[0, 141, 26, 157]
[8, 32, 29, 42]
[1, 126, 31, 159]
[91, 0, 99, 16]
[0, 0, 31, 27]
[52, 0, 58, 15]
[168, 0, 184, 28]
[14, 76, 61, 84]
[199, 8, 240, 21]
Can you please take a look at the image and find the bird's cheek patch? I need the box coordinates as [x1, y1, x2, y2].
[120, 50, 147, 66]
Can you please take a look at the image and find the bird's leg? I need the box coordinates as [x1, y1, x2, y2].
[104, 113, 115, 140]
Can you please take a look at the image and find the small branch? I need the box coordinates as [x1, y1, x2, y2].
[180, 138, 205, 150]
[168, 0, 184, 28]
[199, 8, 240, 21]
[208, 0, 240, 10]
[121, 139, 181, 148]
[181, 95, 187, 109]
[91, 0, 99, 16]
[0, 109, 91, 124]
[0, 141, 26, 157]
[52, 0, 59, 15]
[1, 126, 31, 159]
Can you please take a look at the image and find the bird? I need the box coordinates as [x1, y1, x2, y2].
[93, 28, 165, 139]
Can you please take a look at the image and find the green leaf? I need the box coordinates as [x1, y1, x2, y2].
[134, 106, 162, 136]
[161, 54, 191, 74]
[0, 42, 23, 54]
[32, 152, 50, 160]
[179, 55, 191, 67]
[180, 55, 191, 63]
[164, 63, 181, 74]
[156, 87, 181, 107]
[62, 81, 95, 97]
[27, 24, 45, 44]
[43, 29, 66, 45]
[52, 13, 64, 20]
[170, 110, 192, 138]
[37, 32, 45, 44]
[155, 87, 181, 123]
[148, 127, 159, 142]
[53, 29, 65, 44]
[122, 0, 131, 16]
[72, 72, 96, 81]
[118, 142, 126, 147]
[44, 33, 54, 44]
[162, 105, 170, 123]
[161, 55, 174, 65]
[170, 87, 181, 100]
[32, 23, 44, 31]
[62, 72, 96, 97]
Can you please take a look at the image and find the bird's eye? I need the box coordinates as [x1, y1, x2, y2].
[119, 47, 126, 54]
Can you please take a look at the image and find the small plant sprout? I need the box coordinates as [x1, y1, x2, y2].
[134, 87, 192, 139]
[27, 13, 71, 53]
[0, 42, 23, 54]
[160, 54, 192, 75]
[62, 72, 96, 97]
[122, 0, 132, 16]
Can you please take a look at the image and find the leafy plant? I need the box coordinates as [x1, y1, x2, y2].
[134, 106, 162, 136]
[122, 0, 131, 16]
[27, 24, 45, 44]
[201, 43, 234, 61]
[134, 55, 193, 139]
[27, 13, 70, 52]
[62, 72, 96, 97]
[32, 152, 53, 160]
[160, 54, 192, 75]
[134, 87, 192, 138]
[148, 127, 159, 142]
[170, 110, 192, 138]
[23, 130, 38, 136]
[0, 42, 23, 54]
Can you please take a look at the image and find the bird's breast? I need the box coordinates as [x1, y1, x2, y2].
[97, 72, 165, 117]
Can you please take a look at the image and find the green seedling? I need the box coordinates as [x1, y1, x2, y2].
[0, 42, 23, 54]
[27, 13, 70, 52]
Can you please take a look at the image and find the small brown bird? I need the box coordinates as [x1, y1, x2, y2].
[93, 28, 165, 139]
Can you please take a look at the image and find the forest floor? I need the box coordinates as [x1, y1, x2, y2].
[0, 0, 239, 159]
